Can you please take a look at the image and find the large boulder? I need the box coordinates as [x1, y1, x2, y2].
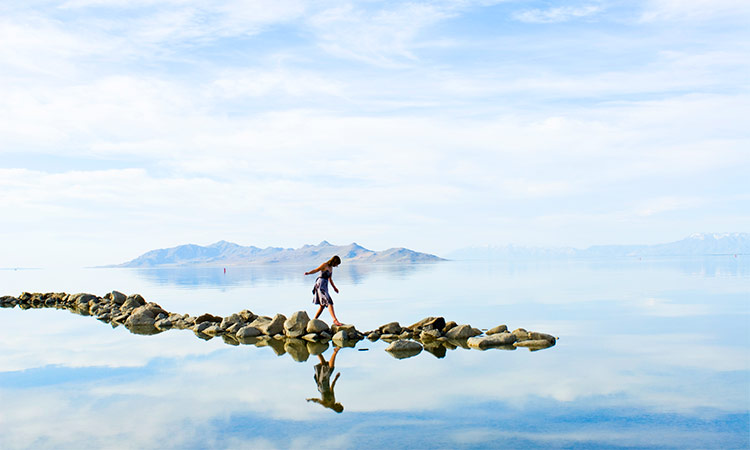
[284, 311, 310, 338]
[385, 340, 423, 359]
[445, 324, 482, 340]
[306, 318, 329, 334]
[125, 305, 158, 327]
[257, 314, 286, 336]
[236, 326, 261, 338]
[379, 322, 402, 335]
[109, 291, 127, 305]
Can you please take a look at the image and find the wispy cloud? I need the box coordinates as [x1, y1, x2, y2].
[513, 4, 603, 23]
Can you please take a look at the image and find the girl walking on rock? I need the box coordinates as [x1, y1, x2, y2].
[305, 255, 342, 326]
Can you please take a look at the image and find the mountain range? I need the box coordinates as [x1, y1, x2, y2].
[111, 241, 445, 267]
[447, 233, 750, 260]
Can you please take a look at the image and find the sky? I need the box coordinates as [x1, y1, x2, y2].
[1, 0, 749, 267]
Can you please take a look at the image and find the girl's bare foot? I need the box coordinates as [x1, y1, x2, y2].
[333, 321, 343, 326]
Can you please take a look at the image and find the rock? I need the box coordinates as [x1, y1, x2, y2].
[419, 329, 442, 341]
[487, 325, 508, 335]
[124, 294, 146, 308]
[257, 314, 286, 335]
[379, 322, 402, 335]
[125, 305, 157, 327]
[226, 322, 243, 334]
[443, 321, 457, 333]
[306, 318, 329, 334]
[367, 331, 381, 341]
[71, 294, 97, 310]
[112, 312, 130, 323]
[512, 328, 529, 342]
[408, 316, 446, 332]
[0, 296, 18, 308]
[467, 333, 517, 349]
[220, 314, 242, 330]
[120, 297, 143, 311]
[385, 340, 423, 359]
[302, 333, 320, 341]
[194, 322, 213, 333]
[110, 291, 127, 305]
[238, 309, 256, 323]
[284, 339, 310, 362]
[445, 324, 482, 340]
[284, 311, 310, 338]
[196, 313, 223, 324]
[399, 331, 414, 339]
[528, 331, 556, 344]
[236, 326, 261, 338]
[332, 330, 348, 342]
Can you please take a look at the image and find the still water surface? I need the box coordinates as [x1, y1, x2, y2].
[0, 258, 748, 449]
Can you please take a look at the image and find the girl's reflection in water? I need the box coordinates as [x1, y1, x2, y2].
[306, 346, 343, 413]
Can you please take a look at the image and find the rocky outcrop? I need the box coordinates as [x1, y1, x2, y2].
[1, 292, 557, 362]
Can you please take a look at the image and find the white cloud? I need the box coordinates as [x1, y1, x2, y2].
[513, 4, 603, 23]
[307, 2, 460, 67]
[640, 0, 750, 22]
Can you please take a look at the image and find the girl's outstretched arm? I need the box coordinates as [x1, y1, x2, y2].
[305, 263, 326, 276]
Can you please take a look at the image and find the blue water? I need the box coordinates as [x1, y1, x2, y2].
[0, 257, 748, 449]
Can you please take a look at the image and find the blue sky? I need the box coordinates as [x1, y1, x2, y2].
[1, 0, 748, 267]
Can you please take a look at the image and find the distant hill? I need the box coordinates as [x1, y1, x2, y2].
[448, 233, 750, 260]
[110, 241, 445, 267]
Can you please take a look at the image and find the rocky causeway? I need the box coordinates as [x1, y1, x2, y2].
[0, 291, 556, 361]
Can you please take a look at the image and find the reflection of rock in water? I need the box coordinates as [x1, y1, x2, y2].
[0, 291, 558, 364]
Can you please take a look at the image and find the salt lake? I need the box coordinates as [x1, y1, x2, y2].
[0, 257, 748, 449]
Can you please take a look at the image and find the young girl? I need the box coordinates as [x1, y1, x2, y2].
[304, 255, 342, 326]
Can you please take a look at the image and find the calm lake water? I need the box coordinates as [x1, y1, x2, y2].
[1, 258, 748, 450]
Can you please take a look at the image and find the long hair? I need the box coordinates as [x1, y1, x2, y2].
[326, 255, 341, 267]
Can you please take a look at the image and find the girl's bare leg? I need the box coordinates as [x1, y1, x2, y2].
[314, 305, 325, 319]
[327, 304, 342, 326]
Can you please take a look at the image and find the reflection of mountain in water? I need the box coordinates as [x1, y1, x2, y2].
[131, 263, 432, 288]
[112, 241, 445, 267]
